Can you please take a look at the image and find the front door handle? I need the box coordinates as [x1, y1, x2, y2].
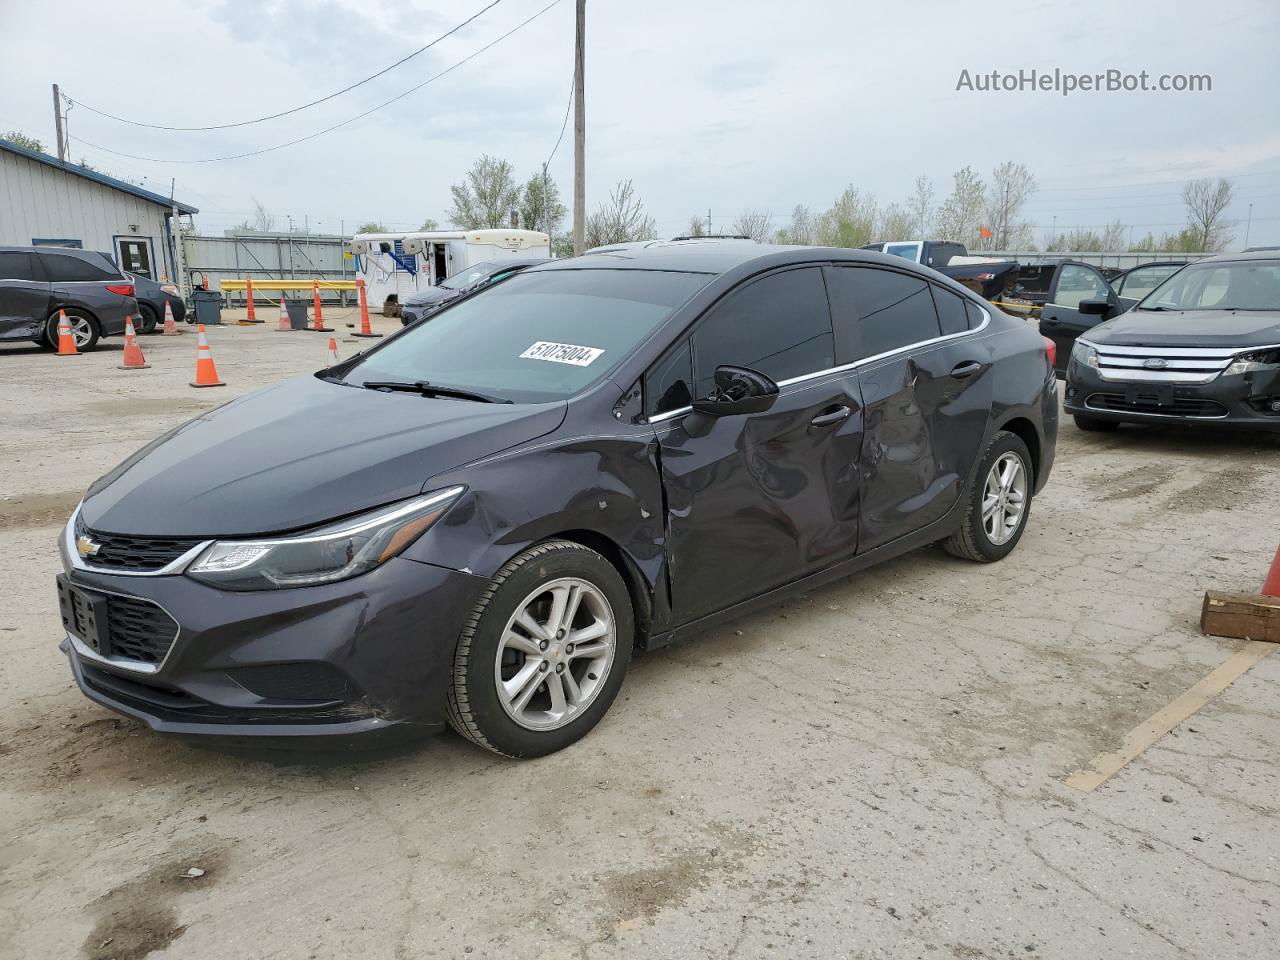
[810, 405, 852, 427]
[950, 361, 984, 380]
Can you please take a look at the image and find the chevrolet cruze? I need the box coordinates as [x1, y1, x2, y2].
[59, 243, 1057, 757]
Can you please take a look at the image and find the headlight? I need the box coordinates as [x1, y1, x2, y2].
[1224, 349, 1280, 376]
[1071, 340, 1099, 369]
[186, 486, 464, 590]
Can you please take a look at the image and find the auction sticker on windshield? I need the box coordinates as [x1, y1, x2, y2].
[519, 341, 605, 366]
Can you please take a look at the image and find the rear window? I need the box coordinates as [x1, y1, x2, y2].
[41, 252, 122, 282]
[344, 269, 709, 404]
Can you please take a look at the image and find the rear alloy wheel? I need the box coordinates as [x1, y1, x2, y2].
[944, 431, 1034, 563]
[43, 310, 100, 352]
[138, 304, 158, 334]
[1073, 413, 1119, 433]
[446, 540, 633, 757]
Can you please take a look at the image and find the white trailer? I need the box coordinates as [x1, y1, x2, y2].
[350, 229, 550, 308]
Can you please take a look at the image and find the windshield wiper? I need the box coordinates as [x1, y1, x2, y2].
[360, 380, 510, 404]
[1137, 305, 1176, 311]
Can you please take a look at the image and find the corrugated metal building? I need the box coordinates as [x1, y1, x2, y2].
[0, 137, 198, 282]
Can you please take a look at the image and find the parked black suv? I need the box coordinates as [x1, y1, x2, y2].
[0, 246, 141, 351]
[59, 244, 1058, 757]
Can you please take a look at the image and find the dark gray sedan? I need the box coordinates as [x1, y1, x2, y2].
[400, 257, 547, 325]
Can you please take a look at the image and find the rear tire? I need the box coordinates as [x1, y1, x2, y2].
[944, 431, 1034, 563]
[44, 309, 100, 352]
[446, 540, 633, 758]
[1073, 413, 1119, 432]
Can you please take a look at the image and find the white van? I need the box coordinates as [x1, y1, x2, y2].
[350, 229, 550, 309]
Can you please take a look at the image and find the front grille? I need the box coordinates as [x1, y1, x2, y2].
[77, 516, 202, 571]
[104, 595, 179, 664]
[1091, 344, 1237, 384]
[1087, 392, 1229, 419]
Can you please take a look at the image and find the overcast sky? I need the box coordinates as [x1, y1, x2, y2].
[2, 0, 1278, 247]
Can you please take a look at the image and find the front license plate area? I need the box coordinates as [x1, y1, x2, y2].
[56, 575, 110, 655]
[1125, 384, 1175, 408]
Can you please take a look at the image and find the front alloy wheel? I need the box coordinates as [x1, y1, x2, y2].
[447, 540, 633, 757]
[982, 452, 1028, 546]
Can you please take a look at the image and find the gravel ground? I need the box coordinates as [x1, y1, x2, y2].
[1, 310, 1278, 960]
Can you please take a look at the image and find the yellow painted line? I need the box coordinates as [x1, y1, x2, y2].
[1063, 641, 1276, 793]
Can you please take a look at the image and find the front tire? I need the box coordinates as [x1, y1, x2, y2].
[446, 540, 633, 758]
[1073, 413, 1119, 432]
[944, 430, 1034, 563]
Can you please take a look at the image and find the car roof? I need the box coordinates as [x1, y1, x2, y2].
[533, 242, 931, 276]
[1, 244, 108, 260]
[1193, 250, 1280, 264]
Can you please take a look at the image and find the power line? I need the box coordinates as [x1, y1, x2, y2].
[63, 0, 506, 132]
[68, 0, 564, 165]
[543, 71, 575, 170]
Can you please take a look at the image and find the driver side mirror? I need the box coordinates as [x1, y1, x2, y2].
[691, 365, 779, 417]
[1078, 297, 1111, 316]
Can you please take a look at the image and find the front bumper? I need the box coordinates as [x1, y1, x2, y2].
[60, 554, 488, 746]
[1064, 359, 1280, 431]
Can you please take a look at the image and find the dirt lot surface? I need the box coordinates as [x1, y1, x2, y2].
[2, 310, 1278, 960]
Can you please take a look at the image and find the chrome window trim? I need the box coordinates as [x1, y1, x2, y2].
[64, 505, 212, 577]
[645, 301, 992, 424]
[62, 580, 183, 676]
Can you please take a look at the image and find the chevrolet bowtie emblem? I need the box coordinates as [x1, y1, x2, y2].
[76, 535, 102, 559]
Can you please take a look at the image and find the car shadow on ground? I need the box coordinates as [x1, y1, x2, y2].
[1069, 420, 1280, 455]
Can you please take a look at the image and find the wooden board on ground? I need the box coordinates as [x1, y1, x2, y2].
[1201, 591, 1280, 643]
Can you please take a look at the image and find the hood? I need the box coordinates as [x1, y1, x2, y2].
[1090, 309, 1280, 348]
[81, 376, 566, 537]
[403, 287, 459, 308]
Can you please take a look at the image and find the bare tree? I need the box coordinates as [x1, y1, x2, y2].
[448, 155, 520, 230]
[1182, 177, 1235, 251]
[686, 215, 707, 237]
[584, 179, 658, 248]
[355, 222, 389, 234]
[815, 188, 879, 247]
[732, 210, 773, 242]
[520, 173, 566, 237]
[934, 167, 986, 244]
[876, 203, 915, 241]
[774, 205, 816, 245]
[232, 199, 275, 234]
[1100, 220, 1127, 252]
[418, 218, 440, 232]
[982, 162, 1036, 250]
[907, 175, 934, 237]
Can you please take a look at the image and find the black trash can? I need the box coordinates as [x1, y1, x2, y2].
[285, 299, 310, 330]
[192, 289, 223, 325]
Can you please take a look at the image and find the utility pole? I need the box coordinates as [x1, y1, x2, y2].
[708, 207, 712, 237]
[1245, 203, 1254, 249]
[572, 0, 586, 255]
[52, 84, 66, 162]
[170, 178, 188, 298]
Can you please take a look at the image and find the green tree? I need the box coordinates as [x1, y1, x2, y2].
[1182, 177, 1235, 251]
[355, 221, 389, 234]
[520, 173, 566, 235]
[815, 187, 878, 248]
[418, 218, 440, 232]
[934, 167, 986, 244]
[448, 155, 519, 229]
[3, 130, 45, 152]
[774, 205, 816, 245]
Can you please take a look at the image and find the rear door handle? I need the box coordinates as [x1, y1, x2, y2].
[810, 405, 852, 427]
[950, 361, 984, 380]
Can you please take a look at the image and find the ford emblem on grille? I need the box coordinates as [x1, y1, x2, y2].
[1143, 357, 1168, 370]
[76, 535, 102, 559]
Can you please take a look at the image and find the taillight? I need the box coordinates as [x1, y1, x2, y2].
[105, 283, 135, 297]
[1042, 336, 1057, 370]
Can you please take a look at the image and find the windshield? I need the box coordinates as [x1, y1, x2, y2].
[344, 269, 709, 403]
[439, 260, 509, 290]
[1139, 260, 1280, 311]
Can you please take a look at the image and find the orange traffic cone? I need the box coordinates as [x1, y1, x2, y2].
[352, 277, 382, 338]
[326, 336, 341, 365]
[118, 316, 150, 370]
[276, 296, 292, 332]
[190, 324, 225, 388]
[311, 279, 333, 332]
[240, 275, 262, 325]
[54, 310, 81, 357]
[1263, 546, 1280, 598]
[162, 300, 181, 335]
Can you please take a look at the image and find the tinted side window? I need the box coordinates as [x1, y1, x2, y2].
[828, 267, 941, 360]
[41, 253, 118, 282]
[0, 252, 36, 281]
[645, 339, 693, 416]
[692, 267, 833, 394]
[1052, 263, 1109, 308]
[964, 299, 985, 329]
[931, 285, 968, 335]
